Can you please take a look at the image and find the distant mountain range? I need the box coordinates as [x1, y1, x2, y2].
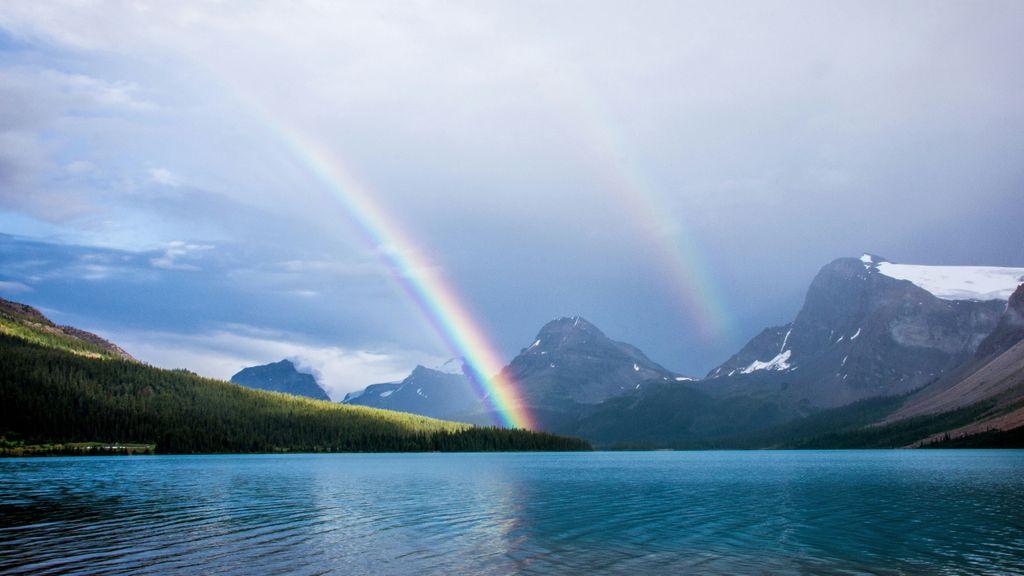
[342, 363, 484, 420]
[332, 254, 1024, 448]
[339, 316, 691, 428]
[0, 298, 589, 454]
[31, 249, 1015, 449]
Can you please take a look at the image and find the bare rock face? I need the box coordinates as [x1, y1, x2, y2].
[705, 256, 1005, 407]
[975, 283, 1024, 360]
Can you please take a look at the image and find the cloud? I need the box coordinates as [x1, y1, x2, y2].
[0, 66, 158, 222]
[0, 280, 32, 294]
[149, 240, 213, 271]
[149, 167, 180, 186]
[64, 160, 97, 175]
[1, 1, 1021, 377]
[113, 324, 440, 400]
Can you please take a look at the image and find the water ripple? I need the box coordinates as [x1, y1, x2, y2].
[1, 451, 1023, 575]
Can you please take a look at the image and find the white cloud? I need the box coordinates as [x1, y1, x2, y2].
[113, 325, 441, 400]
[65, 160, 97, 175]
[41, 69, 155, 111]
[1, 1, 1021, 375]
[149, 240, 213, 271]
[149, 167, 180, 186]
[0, 280, 32, 294]
[0, 66, 157, 223]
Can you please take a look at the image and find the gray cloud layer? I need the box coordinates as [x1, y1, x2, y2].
[1, 1, 1022, 380]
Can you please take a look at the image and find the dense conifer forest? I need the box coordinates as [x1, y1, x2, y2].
[0, 322, 590, 455]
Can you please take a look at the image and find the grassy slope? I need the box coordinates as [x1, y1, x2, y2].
[0, 303, 122, 359]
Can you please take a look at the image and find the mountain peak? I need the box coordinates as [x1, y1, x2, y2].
[231, 359, 330, 401]
[432, 357, 466, 375]
[342, 363, 482, 420]
[859, 253, 888, 266]
[536, 315, 603, 338]
[507, 316, 676, 407]
[547, 315, 597, 327]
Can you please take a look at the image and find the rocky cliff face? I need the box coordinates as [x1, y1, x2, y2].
[230, 359, 331, 401]
[705, 255, 1006, 407]
[975, 283, 1024, 360]
[886, 281, 1024, 429]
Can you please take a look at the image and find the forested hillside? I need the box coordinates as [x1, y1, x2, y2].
[0, 331, 589, 454]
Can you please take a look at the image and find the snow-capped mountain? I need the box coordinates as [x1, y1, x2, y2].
[343, 317, 688, 429]
[336, 254, 1023, 447]
[341, 364, 484, 420]
[501, 316, 681, 407]
[570, 255, 1023, 447]
[705, 255, 1009, 406]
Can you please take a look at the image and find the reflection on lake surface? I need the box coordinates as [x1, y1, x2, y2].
[2, 451, 1023, 575]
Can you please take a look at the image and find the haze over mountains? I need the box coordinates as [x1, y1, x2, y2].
[4, 250, 1021, 449]
[342, 363, 483, 420]
[326, 254, 1024, 447]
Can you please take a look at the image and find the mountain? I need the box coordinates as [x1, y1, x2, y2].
[493, 316, 684, 431]
[342, 364, 485, 420]
[705, 255, 1010, 407]
[231, 359, 330, 401]
[343, 382, 401, 403]
[340, 317, 686, 430]
[878, 283, 1024, 443]
[0, 297, 590, 454]
[0, 297, 134, 361]
[974, 283, 1024, 360]
[569, 255, 1024, 447]
[504, 316, 679, 406]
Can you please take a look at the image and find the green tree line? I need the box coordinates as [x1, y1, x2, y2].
[0, 333, 589, 454]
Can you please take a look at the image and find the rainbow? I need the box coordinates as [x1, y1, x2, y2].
[582, 118, 733, 338]
[251, 118, 533, 430]
[547, 72, 733, 338]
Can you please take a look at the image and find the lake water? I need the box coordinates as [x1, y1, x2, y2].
[1, 451, 1022, 575]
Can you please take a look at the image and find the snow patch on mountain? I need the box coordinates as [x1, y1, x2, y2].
[779, 327, 792, 353]
[434, 358, 465, 375]
[741, 349, 792, 374]
[862, 255, 1024, 301]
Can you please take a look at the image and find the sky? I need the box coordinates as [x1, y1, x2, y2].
[1, 1, 1022, 400]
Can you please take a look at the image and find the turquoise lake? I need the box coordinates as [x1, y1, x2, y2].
[1, 451, 1022, 575]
